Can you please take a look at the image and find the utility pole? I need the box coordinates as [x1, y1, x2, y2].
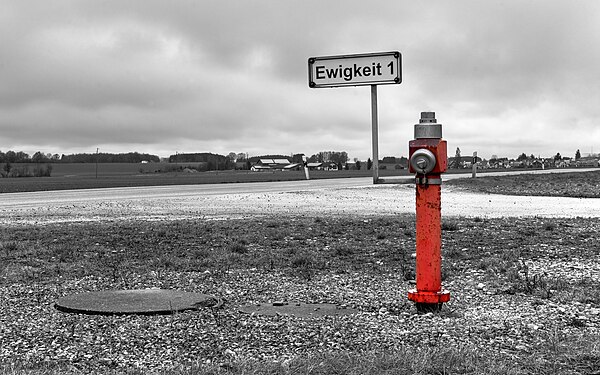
[95, 148, 99, 179]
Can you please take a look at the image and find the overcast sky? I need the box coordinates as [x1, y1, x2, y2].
[2, 1, 599, 160]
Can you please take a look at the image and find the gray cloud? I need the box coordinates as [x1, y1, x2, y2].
[1, 0, 599, 160]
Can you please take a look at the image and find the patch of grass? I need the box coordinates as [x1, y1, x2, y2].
[332, 244, 354, 257]
[227, 240, 248, 254]
[0, 241, 19, 257]
[290, 251, 318, 281]
[502, 261, 573, 299]
[441, 220, 459, 231]
[555, 277, 600, 305]
[446, 169, 600, 198]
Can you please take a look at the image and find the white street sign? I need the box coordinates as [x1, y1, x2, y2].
[308, 51, 401, 88]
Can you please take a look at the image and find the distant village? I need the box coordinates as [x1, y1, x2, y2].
[248, 151, 600, 172]
[444, 149, 600, 171]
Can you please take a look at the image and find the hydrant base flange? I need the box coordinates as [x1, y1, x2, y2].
[407, 289, 450, 304]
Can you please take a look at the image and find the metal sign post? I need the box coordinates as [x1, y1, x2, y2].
[308, 51, 401, 184]
[302, 155, 310, 180]
[371, 85, 379, 183]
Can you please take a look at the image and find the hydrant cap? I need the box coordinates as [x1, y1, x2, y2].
[410, 148, 437, 174]
[415, 111, 442, 139]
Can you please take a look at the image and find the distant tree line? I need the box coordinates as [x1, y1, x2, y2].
[307, 151, 349, 164]
[168, 152, 234, 171]
[0, 150, 160, 163]
[0, 150, 44, 163]
[1, 163, 52, 178]
[61, 152, 160, 163]
[0, 150, 55, 178]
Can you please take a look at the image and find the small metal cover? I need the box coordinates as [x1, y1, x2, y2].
[55, 289, 218, 315]
[414, 123, 442, 139]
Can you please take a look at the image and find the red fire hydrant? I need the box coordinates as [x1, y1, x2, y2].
[407, 112, 450, 312]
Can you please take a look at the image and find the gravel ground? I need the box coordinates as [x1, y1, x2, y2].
[1, 176, 599, 373]
[2, 268, 598, 371]
[2, 265, 599, 372]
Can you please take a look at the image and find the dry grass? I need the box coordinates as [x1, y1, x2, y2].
[447, 169, 600, 198]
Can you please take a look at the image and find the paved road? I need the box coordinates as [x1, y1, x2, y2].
[1, 169, 599, 224]
[2, 168, 596, 207]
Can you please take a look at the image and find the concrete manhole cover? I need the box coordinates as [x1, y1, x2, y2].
[55, 289, 219, 316]
[238, 302, 358, 317]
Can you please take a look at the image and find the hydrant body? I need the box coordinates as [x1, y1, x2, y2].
[407, 112, 450, 310]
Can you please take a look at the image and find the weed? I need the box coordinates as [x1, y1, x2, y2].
[53, 243, 75, 263]
[564, 278, 600, 305]
[228, 240, 248, 254]
[518, 227, 536, 237]
[1, 241, 19, 257]
[441, 220, 459, 231]
[266, 227, 287, 241]
[397, 245, 415, 281]
[99, 248, 133, 288]
[568, 316, 588, 328]
[516, 261, 551, 297]
[214, 252, 244, 275]
[332, 245, 353, 257]
[476, 256, 496, 270]
[255, 250, 276, 271]
[444, 245, 466, 260]
[503, 260, 559, 299]
[291, 251, 317, 281]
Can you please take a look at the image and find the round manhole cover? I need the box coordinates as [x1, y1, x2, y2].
[238, 302, 358, 317]
[55, 289, 219, 315]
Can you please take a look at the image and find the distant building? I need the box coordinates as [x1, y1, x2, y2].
[556, 158, 573, 168]
[448, 156, 481, 169]
[576, 157, 599, 167]
[251, 158, 291, 171]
